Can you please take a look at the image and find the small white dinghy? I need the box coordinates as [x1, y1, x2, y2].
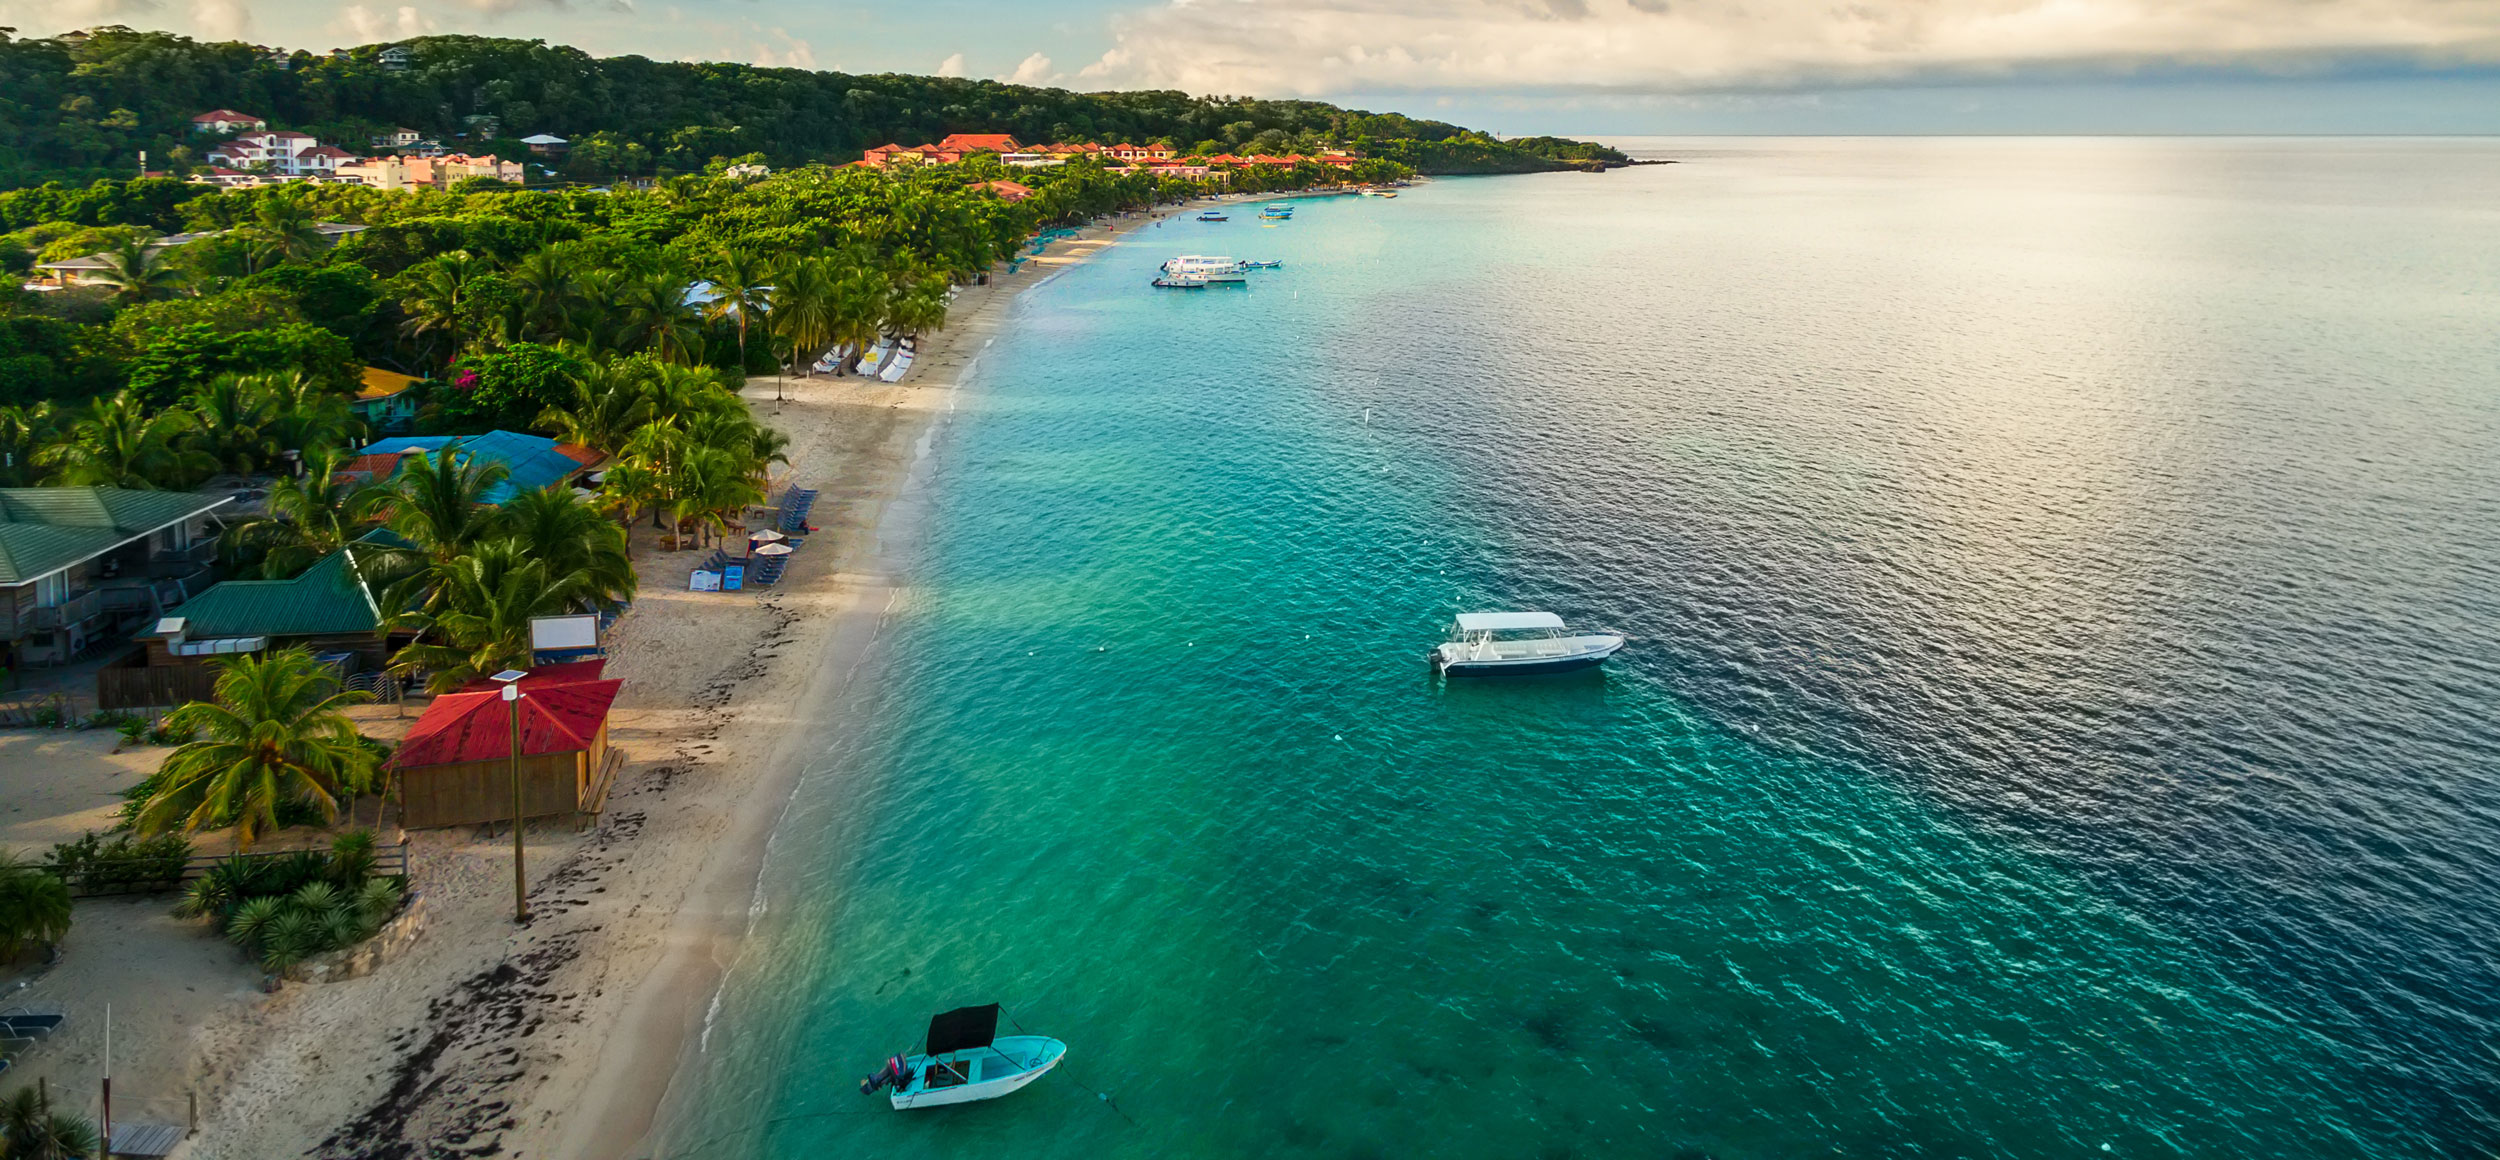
[1430, 611, 1624, 676]
[860, 1004, 1067, 1110]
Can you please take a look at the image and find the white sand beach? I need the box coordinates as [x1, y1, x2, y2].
[0, 203, 1188, 1160]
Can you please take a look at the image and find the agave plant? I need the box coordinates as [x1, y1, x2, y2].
[225, 894, 285, 949]
[290, 880, 342, 913]
[354, 877, 405, 926]
[326, 828, 378, 889]
[261, 907, 322, 970]
[317, 905, 363, 950]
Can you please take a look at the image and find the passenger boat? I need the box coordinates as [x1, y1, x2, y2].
[1197, 210, 1230, 221]
[860, 1004, 1067, 1110]
[1242, 259, 1284, 269]
[1163, 255, 1245, 275]
[1152, 274, 1209, 289]
[1259, 203, 1294, 219]
[1429, 612, 1623, 676]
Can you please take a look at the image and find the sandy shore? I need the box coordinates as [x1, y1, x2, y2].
[48, 202, 1190, 1160]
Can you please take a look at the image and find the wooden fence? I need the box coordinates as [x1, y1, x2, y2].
[96, 662, 220, 712]
[56, 841, 410, 898]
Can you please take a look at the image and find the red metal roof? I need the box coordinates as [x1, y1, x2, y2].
[555, 443, 605, 468]
[456, 659, 607, 692]
[939, 133, 1020, 153]
[390, 678, 623, 768]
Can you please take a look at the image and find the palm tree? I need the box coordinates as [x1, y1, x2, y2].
[703, 247, 775, 376]
[494, 486, 637, 613]
[887, 283, 950, 341]
[243, 194, 326, 269]
[184, 373, 279, 475]
[671, 444, 768, 549]
[88, 232, 185, 303]
[373, 445, 509, 563]
[828, 264, 890, 375]
[399, 251, 489, 372]
[535, 360, 653, 461]
[250, 371, 361, 458]
[512, 247, 582, 342]
[35, 391, 217, 489]
[222, 450, 381, 579]
[772, 256, 838, 378]
[0, 1085, 99, 1159]
[620, 271, 703, 364]
[135, 649, 377, 849]
[0, 850, 72, 962]
[0, 402, 59, 486]
[389, 540, 590, 692]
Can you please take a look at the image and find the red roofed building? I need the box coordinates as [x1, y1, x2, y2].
[938, 133, 1021, 154]
[861, 143, 965, 168]
[390, 664, 624, 827]
[972, 179, 1033, 202]
[191, 109, 267, 133]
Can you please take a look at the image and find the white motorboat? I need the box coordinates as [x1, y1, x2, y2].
[1429, 611, 1623, 676]
[1162, 255, 1245, 275]
[860, 1004, 1067, 1110]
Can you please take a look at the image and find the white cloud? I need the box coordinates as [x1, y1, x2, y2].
[752, 28, 815, 68]
[1077, 0, 2500, 96]
[1005, 51, 1054, 84]
[936, 51, 966, 77]
[336, 3, 432, 41]
[189, 0, 249, 38]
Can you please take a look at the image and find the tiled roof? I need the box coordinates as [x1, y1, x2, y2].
[0, 487, 231, 585]
[193, 109, 261, 122]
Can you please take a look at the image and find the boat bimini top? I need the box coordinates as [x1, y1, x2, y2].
[1452, 611, 1568, 633]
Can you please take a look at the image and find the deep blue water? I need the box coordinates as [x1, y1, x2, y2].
[662, 138, 2500, 1159]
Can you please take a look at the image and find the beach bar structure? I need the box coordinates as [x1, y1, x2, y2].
[388, 662, 624, 829]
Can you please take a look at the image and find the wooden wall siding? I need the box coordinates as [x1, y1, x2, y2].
[397, 723, 609, 829]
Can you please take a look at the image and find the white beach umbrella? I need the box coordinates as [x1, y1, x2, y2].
[753, 543, 795, 556]
[751, 529, 788, 543]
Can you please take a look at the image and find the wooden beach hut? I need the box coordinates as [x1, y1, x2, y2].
[389, 662, 624, 828]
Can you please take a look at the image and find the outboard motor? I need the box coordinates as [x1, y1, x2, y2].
[858, 1055, 908, 1095]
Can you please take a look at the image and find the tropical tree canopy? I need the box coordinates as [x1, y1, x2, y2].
[134, 649, 379, 849]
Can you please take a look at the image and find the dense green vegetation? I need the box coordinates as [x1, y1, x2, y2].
[0, 27, 1583, 188]
[0, 850, 73, 960]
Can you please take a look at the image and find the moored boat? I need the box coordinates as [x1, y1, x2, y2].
[1163, 255, 1245, 275]
[1197, 210, 1230, 221]
[1152, 274, 1209, 288]
[1429, 611, 1623, 676]
[860, 1004, 1067, 1110]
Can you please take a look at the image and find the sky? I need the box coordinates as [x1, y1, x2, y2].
[12, 0, 2500, 135]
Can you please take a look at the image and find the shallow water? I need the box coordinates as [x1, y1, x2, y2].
[662, 138, 2500, 1159]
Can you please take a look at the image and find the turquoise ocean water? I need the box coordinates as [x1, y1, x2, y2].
[659, 139, 2500, 1158]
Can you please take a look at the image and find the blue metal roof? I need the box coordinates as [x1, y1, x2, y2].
[361, 431, 591, 504]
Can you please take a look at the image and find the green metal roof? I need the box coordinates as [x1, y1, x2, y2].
[169, 544, 384, 639]
[0, 487, 231, 585]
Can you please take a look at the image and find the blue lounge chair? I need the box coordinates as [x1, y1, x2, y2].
[723, 564, 744, 591]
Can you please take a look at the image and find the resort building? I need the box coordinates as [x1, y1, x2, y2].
[372, 127, 424, 149]
[190, 109, 267, 134]
[337, 153, 524, 190]
[972, 179, 1034, 202]
[106, 533, 400, 708]
[937, 133, 1021, 155]
[521, 133, 569, 156]
[203, 132, 362, 178]
[388, 661, 625, 828]
[351, 431, 604, 503]
[379, 45, 412, 71]
[0, 488, 228, 671]
[355, 367, 423, 434]
[860, 143, 963, 168]
[1106, 143, 1178, 162]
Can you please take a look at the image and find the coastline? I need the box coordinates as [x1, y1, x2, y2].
[163, 202, 1194, 1159]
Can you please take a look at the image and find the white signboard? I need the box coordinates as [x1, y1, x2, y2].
[530, 613, 601, 651]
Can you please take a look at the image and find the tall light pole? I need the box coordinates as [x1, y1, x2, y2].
[492, 669, 530, 923]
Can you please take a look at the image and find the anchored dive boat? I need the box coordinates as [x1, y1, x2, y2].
[860, 1004, 1067, 1110]
[1430, 611, 1624, 676]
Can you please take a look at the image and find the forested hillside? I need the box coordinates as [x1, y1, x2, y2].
[0, 28, 1597, 188]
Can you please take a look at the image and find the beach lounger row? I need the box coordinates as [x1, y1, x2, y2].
[779, 488, 819, 534]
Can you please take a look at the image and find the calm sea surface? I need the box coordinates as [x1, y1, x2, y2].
[660, 138, 2500, 1159]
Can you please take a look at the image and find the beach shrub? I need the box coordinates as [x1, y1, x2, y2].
[175, 830, 406, 972]
[0, 852, 73, 961]
[81, 707, 140, 731]
[43, 831, 191, 895]
[131, 649, 377, 848]
[0, 1085, 101, 1158]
